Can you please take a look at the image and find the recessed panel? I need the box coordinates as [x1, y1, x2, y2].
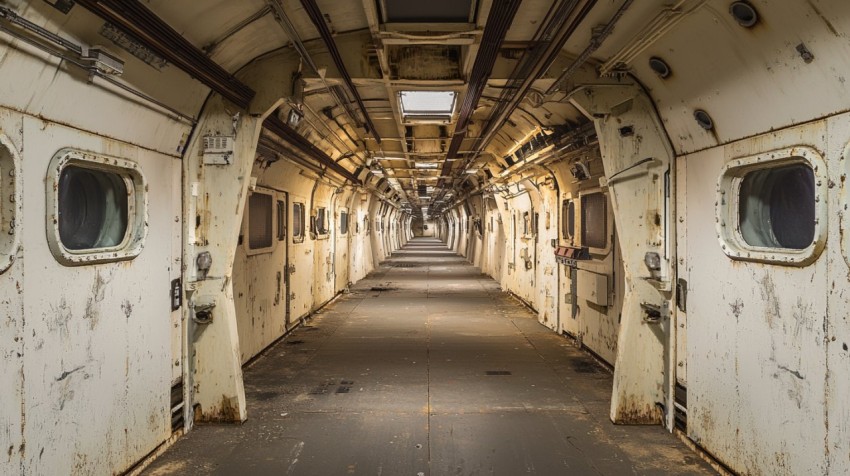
[382, 0, 473, 22]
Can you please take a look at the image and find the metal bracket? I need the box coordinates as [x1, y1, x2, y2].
[641, 301, 670, 324]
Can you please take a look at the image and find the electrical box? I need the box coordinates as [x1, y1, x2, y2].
[203, 135, 234, 165]
[577, 269, 609, 307]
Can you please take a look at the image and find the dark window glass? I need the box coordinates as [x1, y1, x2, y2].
[581, 193, 607, 249]
[316, 208, 328, 234]
[562, 200, 574, 239]
[58, 165, 128, 250]
[738, 164, 815, 249]
[248, 193, 273, 249]
[276, 200, 286, 241]
[293, 203, 304, 240]
[340, 211, 349, 235]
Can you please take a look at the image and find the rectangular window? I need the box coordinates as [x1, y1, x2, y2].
[340, 210, 349, 235]
[315, 207, 328, 235]
[276, 200, 286, 241]
[48, 149, 147, 266]
[562, 199, 575, 240]
[522, 211, 530, 236]
[248, 192, 273, 250]
[581, 193, 607, 249]
[293, 202, 305, 243]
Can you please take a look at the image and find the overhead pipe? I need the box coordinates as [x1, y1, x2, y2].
[263, 114, 362, 186]
[75, 0, 255, 109]
[546, 0, 636, 94]
[439, 0, 523, 185]
[298, 0, 382, 144]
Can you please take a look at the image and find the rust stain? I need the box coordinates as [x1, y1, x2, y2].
[195, 395, 241, 423]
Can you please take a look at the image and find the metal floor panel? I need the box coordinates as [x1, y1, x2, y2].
[144, 238, 714, 475]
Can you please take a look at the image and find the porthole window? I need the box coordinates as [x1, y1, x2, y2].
[47, 149, 147, 266]
[739, 165, 814, 249]
[581, 193, 608, 250]
[247, 192, 274, 251]
[59, 166, 128, 250]
[0, 135, 21, 274]
[717, 146, 826, 266]
[293, 202, 305, 243]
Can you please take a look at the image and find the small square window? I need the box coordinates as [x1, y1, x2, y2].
[293, 202, 305, 243]
[581, 193, 607, 250]
[248, 192, 274, 250]
[47, 149, 147, 266]
[718, 146, 826, 265]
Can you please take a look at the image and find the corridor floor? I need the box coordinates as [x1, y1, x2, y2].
[145, 238, 714, 475]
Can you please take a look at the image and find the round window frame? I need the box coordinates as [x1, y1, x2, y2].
[715, 146, 826, 266]
[46, 148, 148, 266]
[0, 134, 22, 274]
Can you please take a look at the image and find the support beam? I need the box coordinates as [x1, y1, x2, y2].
[75, 0, 255, 108]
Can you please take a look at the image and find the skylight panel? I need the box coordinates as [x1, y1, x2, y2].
[399, 91, 457, 118]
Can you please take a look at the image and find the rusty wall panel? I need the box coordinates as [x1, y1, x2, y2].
[21, 117, 175, 474]
[0, 110, 24, 476]
[683, 122, 829, 474]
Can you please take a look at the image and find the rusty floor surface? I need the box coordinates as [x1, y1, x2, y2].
[144, 237, 714, 476]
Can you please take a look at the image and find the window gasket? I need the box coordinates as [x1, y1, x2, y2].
[716, 145, 826, 266]
[46, 148, 148, 266]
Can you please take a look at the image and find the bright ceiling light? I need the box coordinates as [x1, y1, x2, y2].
[414, 162, 439, 169]
[399, 91, 457, 119]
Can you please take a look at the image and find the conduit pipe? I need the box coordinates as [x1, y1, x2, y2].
[298, 0, 382, 144]
[439, 0, 524, 183]
[263, 114, 362, 185]
[546, 0, 635, 94]
[76, 0, 255, 108]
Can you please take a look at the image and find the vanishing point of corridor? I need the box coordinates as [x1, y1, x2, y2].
[145, 238, 713, 475]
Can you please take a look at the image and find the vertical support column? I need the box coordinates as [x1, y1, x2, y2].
[571, 84, 677, 424]
[183, 95, 262, 423]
